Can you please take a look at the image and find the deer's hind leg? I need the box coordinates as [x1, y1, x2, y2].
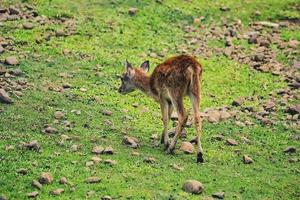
[166, 91, 187, 154]
[159, 99, 170, 149]
[189, 80, 204, 163]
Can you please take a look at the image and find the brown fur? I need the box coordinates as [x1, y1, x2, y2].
[119, 55, 204, 163]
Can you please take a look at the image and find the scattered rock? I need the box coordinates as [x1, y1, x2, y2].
[0, 45, 4, 53]
[212, 191, 225, 199]
[226, 138, 238, 146]
[104, 159, 117, 165]
[9, 68, 24, 76]
[212, 135, 225, 141]
[180, 142, 194, 154]
[101, 196, 112, 200]
[22, 140, 40, 150]
[220, 6, 230, 11]
[207, 110, 221, 123]
[286, 105, 300, 115]
[23, 22, 34, 29]
[171, 163, 184, 171]
[54, 111, 64, 119]
[17, 168, 28, 175]
[91, 156, 102, 164]
[92, 146, 104, 154]
[219, 110, 231, 120]
[122, 136, 139, 148]
[232, 98, 244, 106]
[144, 157, 156, 164]
[0, 89, 12, 104]
[102, 110, 113, 116]
[8, 6, 20, 15]
[43, 125, 58, 134]
[85, 176, 101, 184]
[103, 146, 114, 154]
[39, 172, 53, 184]
[283, 146, 296, 154]
[32, 180, 42, 190]
[168, 127, 187, 138]
[50, 189, 64, 196]
[255, 21, 279, 28]
[59, 177, 68, 184]
[55, 29, 65, 37]
[128, 7, 138, 16]
[86, 161, 94, 167]
[70, 144, 78, 152]
[182, 180, 204, 194]
[288, 40, 299, 49]
[5, 56, 19, 65]
[243, 155, 253, 164]
[26, 191, 39, 198]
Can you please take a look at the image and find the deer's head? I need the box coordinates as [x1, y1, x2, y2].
[118, 60, 149, 94]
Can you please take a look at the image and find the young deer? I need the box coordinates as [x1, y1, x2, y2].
[118, 55, 204, 163]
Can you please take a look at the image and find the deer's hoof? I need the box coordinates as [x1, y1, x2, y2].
[166, 146, 175, 154]
[164, 142, 170, 150]
[197, 152, 204, 163]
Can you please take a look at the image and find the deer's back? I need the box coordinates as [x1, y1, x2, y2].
[150, 55, 202, 96]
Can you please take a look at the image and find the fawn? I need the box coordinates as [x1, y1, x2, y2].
[118, 55, 204, 163]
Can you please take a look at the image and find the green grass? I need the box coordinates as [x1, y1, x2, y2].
[0, 0, 299, 199]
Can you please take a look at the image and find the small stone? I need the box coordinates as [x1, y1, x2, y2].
[101, 196, 112, 200]
[212, 135, 225, 141]
[86, 191, 95, 197]
[286, 105, 300, 115]
[182, 180, 204, 194]
[128, 7, 138, 16]
[91, 156, 102, 163]
[220, 6, 230, 11]
[50, 189, 64, 196]
[0, 45, 4, 53]
[32, 180, 42, 190]
[219, 110, 231, 120]
[122, 136, 139, 148]
[150, 133, 158, 140]
[70, 144, 78, 152]
[0, 89, 12, 104]
[143, 157, 156, 164]
[56, 29, 65, 37]
[5, 56, 19, 65]
[243, 155, 253, 164]
[39, 172, 53, 184]
[59, 177, 68, 184]
[5, 145, 14, 151]
[92, 146, 104, 154]
[284, 146, 296, 154]
[103, 146, 114, 154]
[22, 140, 40, 150]
[86, 176, 101, 184]
[26, 191, 39, 198]
[171, 163, 184, 171]
[212, 191, 225, 199]
[23, 22, 34, 29]
[17, 168, 28, 175]
[131, 151, 140, 156]
[86, 161, 94, 167]
[9, 68, 24, 76]
[104, 159, 117, 165]
[255, 21, 279, 28]
[43, 125, 57, 134]
[54, 111, 64, 119]
[102, 110, 113, 116]
[288, 40, 299, 49]
[207, 110, 221, 123]
[0, 195, 7, 200]
[179, 142, 194, 154]
[226, 138, 238, 146]
[8, 6, 20, 15]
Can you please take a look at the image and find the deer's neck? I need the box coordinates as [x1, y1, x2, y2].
[132, 70, 159, 101]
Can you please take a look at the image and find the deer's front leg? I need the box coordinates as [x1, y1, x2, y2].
[166, 98, 187, 154]
[160, 100, 170, 150]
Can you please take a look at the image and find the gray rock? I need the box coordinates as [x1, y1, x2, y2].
[5, 56, 19, 65]
[212, 191, 225, 199]
[85, 176, 101, 183]
[0, 89, 12, 103]
[182, 180, 204, 194]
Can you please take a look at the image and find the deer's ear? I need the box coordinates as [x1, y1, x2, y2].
[140, 60, 149, 72]
[125, 60, 133, 71]
[125, 60, 135, 78]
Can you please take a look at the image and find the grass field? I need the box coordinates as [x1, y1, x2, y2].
[0, 0, 299, 199]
